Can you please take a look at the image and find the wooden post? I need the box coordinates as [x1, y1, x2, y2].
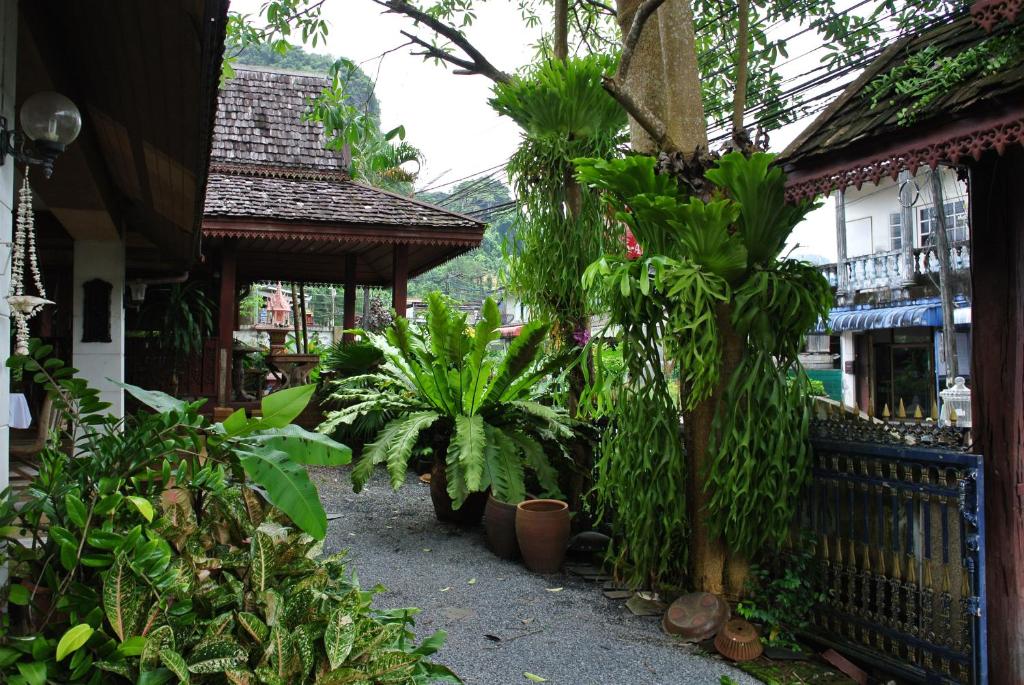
[970, 146, 1024, 683]
[343, 254, 357, 343]
[299, 281, 309, 353]
[216, 243, 237, 407]
[290, 282, 301, 352]
[392, 244, 409, 318]
[835, 189, 850, 296]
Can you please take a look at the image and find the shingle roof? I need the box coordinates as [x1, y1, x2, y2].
[204, 173, 481, 229]
[783, 11, 1024, 167]
[210, 66, 348, 175]
[203, 66, 484, 234]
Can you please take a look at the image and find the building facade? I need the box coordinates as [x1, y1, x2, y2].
[811, 166, 971, 417]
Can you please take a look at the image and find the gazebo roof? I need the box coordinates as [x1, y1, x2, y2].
[781, 6, 1024, 200]
[201, 66, 485, 284]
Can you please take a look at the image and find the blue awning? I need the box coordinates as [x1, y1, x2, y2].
[827, 302, 942, 332]
[813, 298, 971, 333]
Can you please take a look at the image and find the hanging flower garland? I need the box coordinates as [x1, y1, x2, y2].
[8, 172, 52, 355]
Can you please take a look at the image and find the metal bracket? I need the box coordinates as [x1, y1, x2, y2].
[958, 469, 980, 527]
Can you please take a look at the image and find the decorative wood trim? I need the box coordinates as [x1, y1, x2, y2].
[785, 114, 1024, 201]
[971, 0, 1023, 32]
[208, 161, 350, 182]
[202, 219, 484, 247]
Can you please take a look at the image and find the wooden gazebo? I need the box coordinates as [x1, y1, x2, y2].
[201, 66, 485, 407]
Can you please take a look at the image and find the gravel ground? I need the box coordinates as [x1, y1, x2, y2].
[311, 466, 759, 685]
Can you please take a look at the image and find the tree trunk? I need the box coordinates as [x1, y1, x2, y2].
[615, 0, 707, 155]
[684, 304, 743, 593]
[969, 146, 1024, 683]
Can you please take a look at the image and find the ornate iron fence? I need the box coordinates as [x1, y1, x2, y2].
[803, 411, 987, 684]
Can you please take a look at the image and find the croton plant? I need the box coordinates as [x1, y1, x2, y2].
[0, 341, 458, 684]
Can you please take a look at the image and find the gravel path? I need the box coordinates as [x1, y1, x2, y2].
[312, 467, 759, 685]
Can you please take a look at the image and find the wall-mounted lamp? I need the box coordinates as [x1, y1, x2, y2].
[1, 91, 82, 178]
[127, 280, 148, 306]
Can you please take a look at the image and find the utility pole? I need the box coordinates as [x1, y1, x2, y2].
[930, 169, 959, 384]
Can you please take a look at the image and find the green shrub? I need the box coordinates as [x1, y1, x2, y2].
[736, 539, 825, 649]
[0, 342, 457, 684]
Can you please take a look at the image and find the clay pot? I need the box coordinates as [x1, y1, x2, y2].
[485, 496, 520, 559]
[429, 456, 486, 526]
[515, 499, 570, 573]
[662, 592, 731, 641]
[714, 618, 763, 662]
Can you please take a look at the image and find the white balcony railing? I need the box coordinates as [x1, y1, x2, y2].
[816, 240, 970, 294]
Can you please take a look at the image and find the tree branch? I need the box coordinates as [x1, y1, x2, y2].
[731, 0, 750, 137]
[618, 0, 667, 82]
[602, 76, 676, 151]
[603, 0, 675, 151]
[374, 0, 512, 83]
[401, 31, 481, 75]
[578, 0, 617, 16]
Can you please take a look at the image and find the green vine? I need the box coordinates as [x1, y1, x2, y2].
[865, 25, 1024, 125]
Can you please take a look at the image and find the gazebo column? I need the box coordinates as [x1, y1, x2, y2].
[216, 244, 237, 407]
[392, 243, 409, 318]
[343, 254, 357, 342]
[971, 146, 1024, 683]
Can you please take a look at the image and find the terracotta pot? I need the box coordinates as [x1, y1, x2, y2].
[429, 456, 486, 526]
[515, 499, 570, 573]
[485, 496, 520, 559]
[714, 618, 763, 662]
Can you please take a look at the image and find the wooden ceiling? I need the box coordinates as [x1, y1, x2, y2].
[16, 0, 228, 270]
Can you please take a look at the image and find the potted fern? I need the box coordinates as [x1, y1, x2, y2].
[319, 293, 574, 531]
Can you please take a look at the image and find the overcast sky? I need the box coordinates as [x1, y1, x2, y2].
[232, 0, 839, 259]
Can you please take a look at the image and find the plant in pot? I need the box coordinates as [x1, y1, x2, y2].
[0, 341, 460, 684]
[319, 292, 575, 535]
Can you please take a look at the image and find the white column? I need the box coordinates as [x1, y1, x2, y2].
[73, 240, 126, 417]
[0, 0, 18, 491]
[839, 331, 857, 407]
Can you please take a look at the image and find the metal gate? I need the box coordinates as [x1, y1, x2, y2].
[804, 414, 987, 684]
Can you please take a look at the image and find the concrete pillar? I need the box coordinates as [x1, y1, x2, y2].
[0, 0, 17, 491]
[898, 169, 916, 285]
[839, 330, 857, 407]
[835, 189, 850, 297]
[73, 240, 126, 418]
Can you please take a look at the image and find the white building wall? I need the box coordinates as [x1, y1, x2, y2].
[839, 331, 857, 407]
[0, 0, 17, 491]
[73, 240, 126, 417]
[842, 168, 967, 257]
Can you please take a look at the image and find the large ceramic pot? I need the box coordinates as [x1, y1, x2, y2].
[429, 455, 486, 526]
[515, 499, 570, 573]
[485, 496, 520, 559]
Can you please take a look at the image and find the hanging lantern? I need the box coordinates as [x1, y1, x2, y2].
[8, 172, 53, 355]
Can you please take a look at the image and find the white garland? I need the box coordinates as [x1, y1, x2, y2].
[8, 172, 50, 355]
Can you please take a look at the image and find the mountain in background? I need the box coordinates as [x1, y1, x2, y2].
[411, 177, 512, 303]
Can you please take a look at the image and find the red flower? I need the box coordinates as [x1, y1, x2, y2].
[623, 226, 643, 260]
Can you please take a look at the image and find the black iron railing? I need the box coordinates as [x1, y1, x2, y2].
[802, 412, 986, 684]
